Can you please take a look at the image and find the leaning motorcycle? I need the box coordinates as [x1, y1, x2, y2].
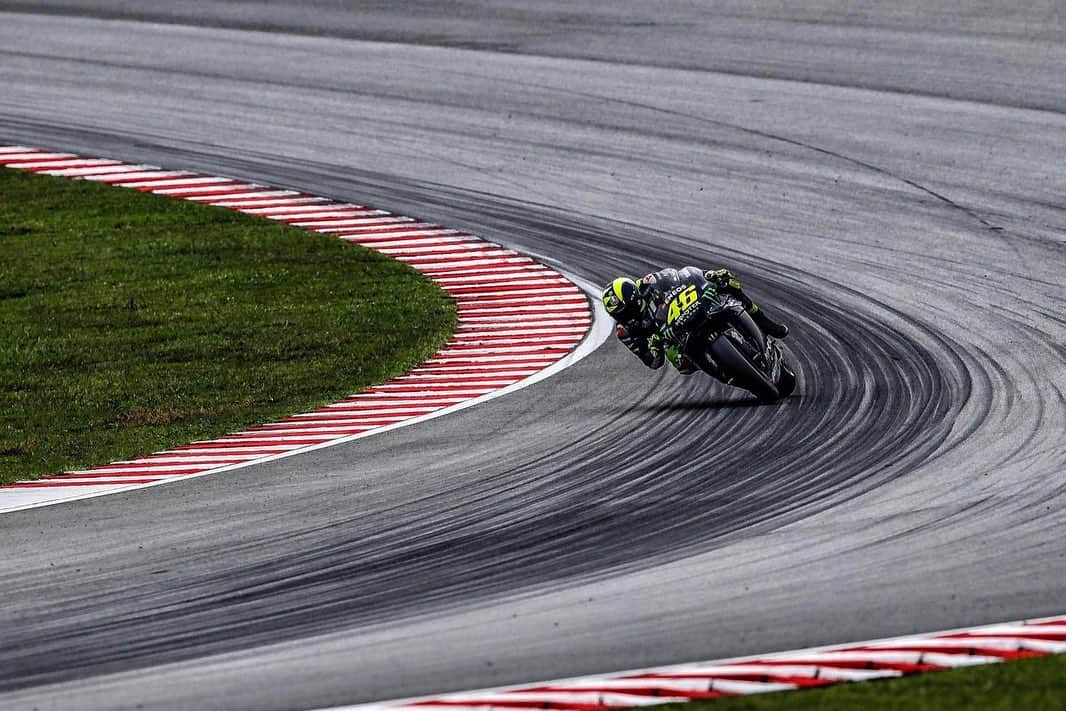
[651, 267, 796, 402]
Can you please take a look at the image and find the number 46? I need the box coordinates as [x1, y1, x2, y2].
[667, 285, 698, 324]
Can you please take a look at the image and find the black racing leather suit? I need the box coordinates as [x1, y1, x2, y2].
[615, 309, 666, 369]
[614, 267, 773, 373]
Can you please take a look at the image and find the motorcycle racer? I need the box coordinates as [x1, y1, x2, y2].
[601, 267, 789, 374]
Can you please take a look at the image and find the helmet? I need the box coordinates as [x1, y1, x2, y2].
[601, 277, 644, 322]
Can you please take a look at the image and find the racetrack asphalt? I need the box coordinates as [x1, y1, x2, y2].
[0, 3, 1064, 710]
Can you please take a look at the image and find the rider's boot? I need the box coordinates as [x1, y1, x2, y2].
[749, 304, 790, 339]
[708, 270, 790, 339]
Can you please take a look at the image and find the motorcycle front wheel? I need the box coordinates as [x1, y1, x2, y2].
[707, 335, 780, 402]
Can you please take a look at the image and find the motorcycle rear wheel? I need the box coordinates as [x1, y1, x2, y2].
[776, 362, 797, 399]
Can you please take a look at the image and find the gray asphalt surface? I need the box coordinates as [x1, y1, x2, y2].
[1, 3, 1064, 710]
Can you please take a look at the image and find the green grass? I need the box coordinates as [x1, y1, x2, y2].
[667, 653, 1066, 710]
[0, 167, 456, 483]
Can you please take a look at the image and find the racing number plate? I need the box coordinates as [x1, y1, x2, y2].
[666, 285, 699, 326]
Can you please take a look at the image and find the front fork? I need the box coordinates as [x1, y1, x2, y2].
[732, 309, 766, 355]
[727, 308, 782, 380]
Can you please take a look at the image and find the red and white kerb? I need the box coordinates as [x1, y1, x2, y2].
[330, 615, 1066, 711]
[0, 145, 594, 510]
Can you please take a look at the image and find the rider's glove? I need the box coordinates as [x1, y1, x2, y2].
[705, 269, 741, 292]
[643, 333, 665, 369]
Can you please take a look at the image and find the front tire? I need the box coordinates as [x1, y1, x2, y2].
[708, 336, 780, 402]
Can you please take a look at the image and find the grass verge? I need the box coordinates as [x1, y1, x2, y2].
[667, 653, 1066, 710]
[0, 167, 456, 484]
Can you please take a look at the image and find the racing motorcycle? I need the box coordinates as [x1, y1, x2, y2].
[648, 267, 796, 402]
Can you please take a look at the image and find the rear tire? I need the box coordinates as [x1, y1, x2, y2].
[708, 336, 780, 402]
[776, 362, 797, 399]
